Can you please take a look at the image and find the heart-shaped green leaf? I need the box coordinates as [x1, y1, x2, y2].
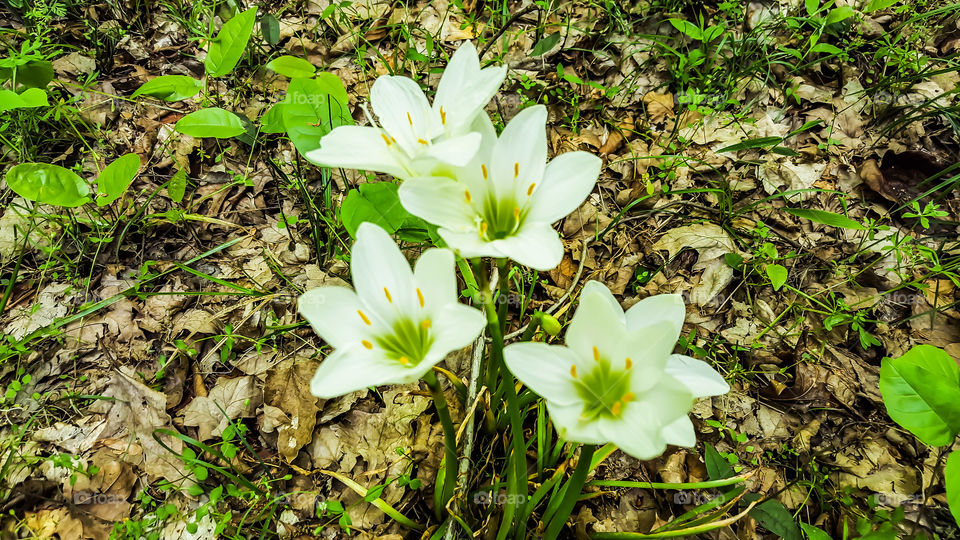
[880, 344, 960, 446]
[266, 56, 316, 79]
[5, 162, 90, 207]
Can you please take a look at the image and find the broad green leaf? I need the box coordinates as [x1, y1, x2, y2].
[800, 523, 833, 540]
[810, 43, 843, 55]
[864, 0, 899, 12]
[261, 12, 280, 45]
[205, 7, 258, 77]
[5, 59, 54, 89]
[825, 6, 855, 25]
[879, 344, 960, 446]
[168, 169, 188, 203]
[531, 33, 561, 56]
[266, 56, 316, 78]
[784, 208, 866, 230]
[0, 88, 48, 112]
[804, 0, 820, 16]
[703, 443, 734, 480]
[717, 136, 784, 153]
[5, 163, 91, 207]
[175, 107, 246, 138]
[946, 451, 960, 529]
[668, 18, 702, 40]
[283, 74, 353, 155]
[340, 182, 421, 238]
[259, 102, 287, 134]
[766, 264, 788, 291]
[750, 500, 802, 540]
[96, 153, 141, 206]
[132, 75, 203, 102]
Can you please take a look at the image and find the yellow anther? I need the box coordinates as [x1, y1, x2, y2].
[611, 401, 622, 416]
[625, 357, 632, 369]
[592, 346, 600, 362]
[570, 364, 578, 378]
[514, 162, 519, 178]
[417, 288, 425, 308]
[362, 340, 373, 349]
[622, 392, 635, 403]
[417, 138, 428, 145]
[480, 222, 488, 234]
[384, 287, 393, 303]
[407, 112, 413, 125]
[481, 164, 488, 180]
[527, 183, 536, 196]
[399, 356, 410, 365]
[440, 106, 447, 125]
[465, 189, 472, 203]
[513, 206, 520, 219]
[357, 310, 372, 325]
[381, 133, 392, 146]
[422, 319, 431, 329]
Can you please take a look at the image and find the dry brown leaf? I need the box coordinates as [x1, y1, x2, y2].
[181, 375, 262, 440]
[264, 357, 321, 462]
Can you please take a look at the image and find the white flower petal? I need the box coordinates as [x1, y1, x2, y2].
[660, 415, 696, 448]
[565, 281, 628, 361]
[625, 293, 686, 341]
[547, 401, 607, 444]
[399, 177, 476, 231]
[665, 355, 730, 398]
[298, 286, 372, 349]
[623, 320, 682, 394]
[371, 76, 437, 152]
[504, 342, 582, 407]
[491, 105, 547, 197]
[488, 222, 563, 271]
[311, 346, 397, 398]
[413, 248, 457, 310]
[437, 228, 499, 259]
[351, 222, 417, 317]
[428, 303, 486, 358]
[424, 132, 482, 167]
[305, 125, 409, 179]
[434, 42, 506, 133]
[605, 416, 667, 461]
[526, 151, 601, 223]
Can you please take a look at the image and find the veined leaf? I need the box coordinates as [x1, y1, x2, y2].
[205, 7, 258, 77]
[175, 107, 246, 138]
[266, 56, 316, 79]
[946, 451, 960, 529]
[5, 162, 91, 207]
[340, 182, 426, 239]
[132, 75, 203, 102]
[96, 153, 141, 206]
[0, 88, 48, 112]
[784, 208, 866, 230]
[879, 345, 960, 446]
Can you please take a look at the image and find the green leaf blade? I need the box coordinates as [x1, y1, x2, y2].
[175, 107, 246, 138]
[205, 7, 258, 77]
[5, 163, 91, 207]
[96, 153, 141, 206]
[879, 345, 960, 446]
[132, 75, 203, 102]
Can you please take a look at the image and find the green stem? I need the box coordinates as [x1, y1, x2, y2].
[482, 260, 527, 540]
[544, 444, 596, 540]
[424, 369, 458, 519]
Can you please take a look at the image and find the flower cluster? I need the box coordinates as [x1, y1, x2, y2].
[297, 41, 729, 462]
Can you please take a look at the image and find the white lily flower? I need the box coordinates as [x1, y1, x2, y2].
[299, 222, 486, 398]
[398, 105, 601, 271]
[503, 281, 729, 460]
[304, 41, 506, 180]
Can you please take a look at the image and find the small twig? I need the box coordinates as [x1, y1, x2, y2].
[478, 5, 542, 61]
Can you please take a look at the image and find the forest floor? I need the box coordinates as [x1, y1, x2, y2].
[2, 0, 960, 539]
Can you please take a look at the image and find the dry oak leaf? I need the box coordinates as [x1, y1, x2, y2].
[642, 92, 675, 123]
[263, 357, 321, 462]
[182, 375, 262, 440]
[653, 223, 744, 305]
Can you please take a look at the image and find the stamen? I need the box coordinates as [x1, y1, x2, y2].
[417, 138, 428, 145]
[362, 340, 373, 349]
[570, 364, 577, 378]
[625, 357, 632, 369]
[399, 356, 410, 365]
[513, 206, 520, 219]
[622, 392, 635, 403]
[481, 164, 488, 180]
[592, 346, 600, 362]
[384, 287, 393, 303]
[440, 106, 446, 125]
[611, 401, 622, 416]
[465, 189, 472, 203]
[357, 310, 372, 325]
[380, 133, 392, 146]
[407, 112, 413, 126]
[421, 319, 431, 329]
[480, 222, 488, 235]
[416, 288, 425, 308]
[527, 183, 536, 196]
[514, 162, 519, 178]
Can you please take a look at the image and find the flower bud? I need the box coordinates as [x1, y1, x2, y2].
[538, 312, 562, 336]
